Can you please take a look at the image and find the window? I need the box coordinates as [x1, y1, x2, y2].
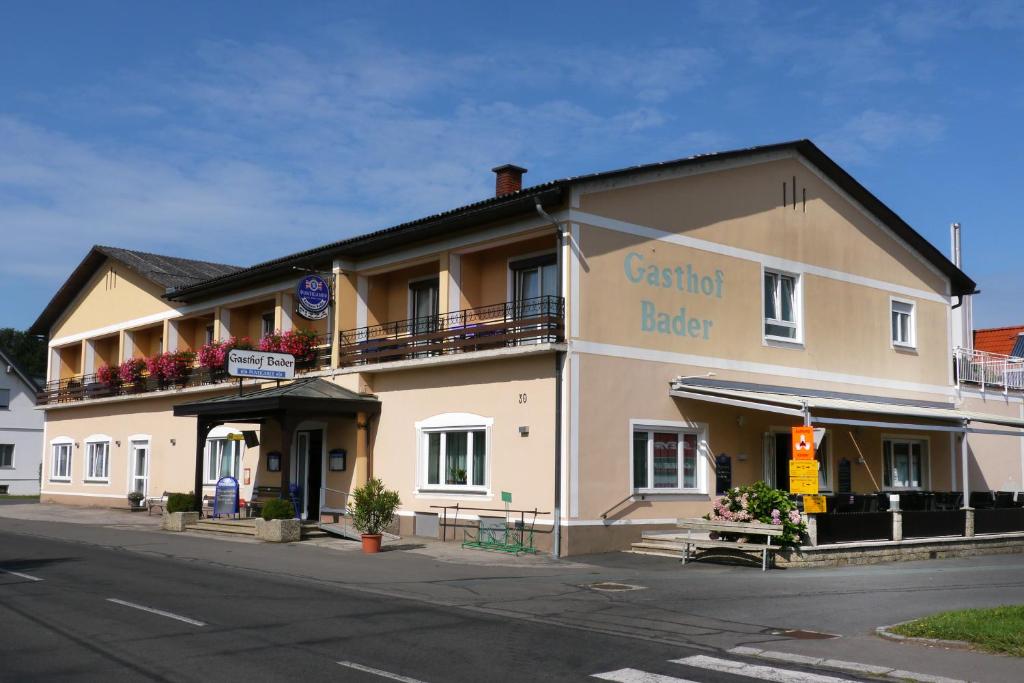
[0, 444, 13, 468]
[85, 439, 110, 481]
[425, 430, 486, 488]
[891, 298, 915, 348]
[632, 426, 702, 492]
[417, 413, 492, 491]
[51, 441, 72, 481]
[763, 270, 799, 341]
[0, 388, 9, 408]
[409, 278, 440, 335]
[512, 253, 558, 316]
[205, 438, 242, 483]
[205, 325, 215, 345]
[883, 438, 928, 489]
[261, 312, 275, 338]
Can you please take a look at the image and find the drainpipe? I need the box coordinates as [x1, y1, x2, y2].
[537, 198, 564, 559]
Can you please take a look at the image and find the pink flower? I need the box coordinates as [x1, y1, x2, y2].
[789, 509, 802, 524]
[770, 509, 782, 525]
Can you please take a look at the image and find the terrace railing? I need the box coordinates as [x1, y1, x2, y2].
[338, 295, 565, 367]
[37, 333, 332, 406]
[954, 346, 1024, 392]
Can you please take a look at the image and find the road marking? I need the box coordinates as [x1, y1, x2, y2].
[337, 661, 430, 683]
[592, 668, 699, 682]
[671, 655, 855, 682]
[106, 598, 206, 627]
[0, 569, 43, 582]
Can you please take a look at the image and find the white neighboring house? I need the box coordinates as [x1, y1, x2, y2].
[0, 348, 43, 495]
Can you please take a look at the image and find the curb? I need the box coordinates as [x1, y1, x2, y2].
[728, 646, 967, 683]
[876, 621, 975, 651]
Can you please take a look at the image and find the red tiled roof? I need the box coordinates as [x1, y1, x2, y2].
[974, 326, 1024, 356]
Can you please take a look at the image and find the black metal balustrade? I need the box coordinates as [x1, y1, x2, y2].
[337, 296, 565, 367]
[37, 334, 332, 405]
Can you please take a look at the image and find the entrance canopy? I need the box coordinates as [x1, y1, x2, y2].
[174, 378, 380, 499]
[669, 379, 1024, 434]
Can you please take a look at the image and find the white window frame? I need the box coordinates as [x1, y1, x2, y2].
[260, 310, 275, 338]
[203, 426, 244, 484]
[50, 437, 73, 482]
[882, 436, 930, 490]
[629, 419, 709, 495]
[0, 443, 14, 469]
[890, 296, 916, 349]
[415, 413, 493, 494]
[127, 434, 151, 497]
[84, 434, 112, 483]
[761, 266, 803, 345]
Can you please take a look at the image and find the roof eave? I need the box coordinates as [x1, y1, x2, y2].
[165, 185, 565, 303]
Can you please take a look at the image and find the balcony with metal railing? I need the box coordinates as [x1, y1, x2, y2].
[37, 333, 333, 406]
[337, 295, 565, 368]
[954, 346, 1024, 392]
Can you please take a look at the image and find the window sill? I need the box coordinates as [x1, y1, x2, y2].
[892, 343, 918, 353]
[48, 478, 71, 483]
[634, 488, 707, 497]
[84, 479, 110, 484]
[763, 335, 804, 349]
[418, 487, 489, 495]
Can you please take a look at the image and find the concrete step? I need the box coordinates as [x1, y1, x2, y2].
[192, 520, 256, 536]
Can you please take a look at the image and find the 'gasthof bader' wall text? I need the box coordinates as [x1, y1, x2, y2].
[623, 251, 724, 340]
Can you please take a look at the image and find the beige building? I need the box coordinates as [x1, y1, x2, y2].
[30, 140, 1024, 555]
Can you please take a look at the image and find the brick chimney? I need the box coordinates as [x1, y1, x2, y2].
[492, 164, 527, 196]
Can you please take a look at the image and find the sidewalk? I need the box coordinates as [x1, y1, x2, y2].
[4, 502, 1023, 682]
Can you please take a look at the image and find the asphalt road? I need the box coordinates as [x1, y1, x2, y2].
[0, 529, 873, 683]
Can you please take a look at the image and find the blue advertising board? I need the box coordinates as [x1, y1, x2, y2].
[213, 476, 239, 518]
[296, 274, 331, 320]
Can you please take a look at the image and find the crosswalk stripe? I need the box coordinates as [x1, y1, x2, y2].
[592, 669, 699, 683]
[671, 655, 856, 683]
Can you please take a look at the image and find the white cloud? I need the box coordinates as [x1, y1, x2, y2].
[816, 110, 946, 165]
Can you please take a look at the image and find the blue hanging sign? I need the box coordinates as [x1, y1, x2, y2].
[296, 274, 331, 320]
[213, 476, 239, 518]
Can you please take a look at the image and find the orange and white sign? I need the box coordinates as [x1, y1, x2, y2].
[791, 426, 815, 460]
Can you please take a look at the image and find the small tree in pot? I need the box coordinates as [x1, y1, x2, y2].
[349, 478, 400, 554]
[127, 491, 145, 510]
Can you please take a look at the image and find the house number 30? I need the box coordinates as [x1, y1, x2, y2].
[518, 393, 527, 404]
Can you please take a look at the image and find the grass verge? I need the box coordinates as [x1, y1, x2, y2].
[890, 605, 1024, 657]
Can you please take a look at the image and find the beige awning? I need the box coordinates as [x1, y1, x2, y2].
[669, 382, 1024, 433]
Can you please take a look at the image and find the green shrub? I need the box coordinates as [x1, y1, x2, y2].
[706, 481, 806, 546]
[350, 478, 401, 536]
[127, 491, 145, 506]
[166, 492, 198, 513]
[261, 498, 296, 521]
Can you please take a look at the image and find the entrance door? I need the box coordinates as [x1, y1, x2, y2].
[130, 441, 149, 497]
[410, 278, 439, 334]
[295, 429, 324, 520]
[762, 432, 792, 491]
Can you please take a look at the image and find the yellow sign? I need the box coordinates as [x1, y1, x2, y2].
[792, 426, 815, 460]
[803, 495, 827, 514]
[789, 459, 819, 495]
[227, 433, 244, 441]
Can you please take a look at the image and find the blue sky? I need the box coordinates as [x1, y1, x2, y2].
[1, 1, 1022, 330]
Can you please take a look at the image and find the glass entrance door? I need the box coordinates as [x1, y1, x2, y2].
[130, 441, 149, 497]
[410, 278, 439, 334]
[294, 430, 324, 520]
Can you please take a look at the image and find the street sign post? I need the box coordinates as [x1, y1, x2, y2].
[789, 459, 819, 494]
[791, 426, 815, 460]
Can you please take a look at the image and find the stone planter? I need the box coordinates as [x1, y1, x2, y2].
[255, 518, 301, 543]
[162, 511, 199, 532]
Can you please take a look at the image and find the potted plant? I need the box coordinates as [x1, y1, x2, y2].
[127, 491, 145, 511]
[260, 328, 319, 365]
[146, 350, 196, 387]
[255, 498, 301, 542]
[118, 357, 147, 391]
[349, 478, 401, 553]
[197, 336, 253, 381]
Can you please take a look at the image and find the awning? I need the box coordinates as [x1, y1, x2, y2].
[173, 377, 380, 421]
[669, 381, 1024, 434]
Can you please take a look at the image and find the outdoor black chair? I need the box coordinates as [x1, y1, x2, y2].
[969, 491, 995, 509]
[994, 491, 1015, 508]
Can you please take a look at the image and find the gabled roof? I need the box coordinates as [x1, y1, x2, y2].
[165, 139, 977, 302]
[29, 246, 242, 336]
[974, 325, 1024, 357]
[0, 346, 40, 397]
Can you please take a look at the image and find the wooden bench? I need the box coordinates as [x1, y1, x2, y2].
[669, 518, 784, 571]
[146, 491, 170, 516]
[246, 486, 283, 517]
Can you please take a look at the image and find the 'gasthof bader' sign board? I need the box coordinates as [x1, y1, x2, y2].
[226, 349, 296, 380]
[623, 251, 724, 341]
